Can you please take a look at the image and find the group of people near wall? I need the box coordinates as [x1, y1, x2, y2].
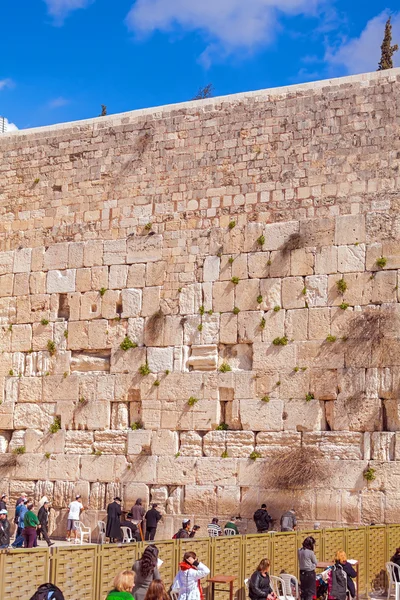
[0, 492, 53, 549]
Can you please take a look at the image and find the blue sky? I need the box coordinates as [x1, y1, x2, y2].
[1, 0, 399, 130]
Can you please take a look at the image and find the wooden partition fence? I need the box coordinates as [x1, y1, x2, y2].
[1, 525, 399, 600]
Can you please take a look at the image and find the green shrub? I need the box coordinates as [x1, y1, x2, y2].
[261, 396, 270, 403]
[139, 363, 151, 376]
[8, 369, 14, 377]
[153, 380, 160, 387]
[326, 335, 337, 343]
[41, 318, 49, 326]
[99, 287, 107, 297]
[188, 396, 199, 406]
[273, 305, 281, 312]
[13, 446, 26, 455]
[336, 279, 347, 294]
[257, 295, 263, 304]
[49, 416, 61, 434]
[216, 423, 229, 430]
[221, 450, 229, 458]
[47, 340, 56, 356]
[228, 256, 234, 264]
[219, 362, 232, 372]
[207, 309, 213, 315]
[257, 235, 265, 246]
[144, 222, 152, 231]
[272, 336, 288, 346]
[44, 452, 51, 459]
[302, 287, 307, 296]
[199, 305, 205, 315]
[228, 221, 236, 229]
[233, 307, 240, 315]
[231, 276, 239, 284]
[165, 369, 170, 375]
[197, 324, 203, 332]
[305, 392, 315, 402]
[120, 336, 137, 351]
[376, 257, 387, 268]
[294, 367, 299, 372]
[249, 451, 262, 460]
[340, 302, 349, 310]
[131, 421, 143, 430]
[363, 466, 376, 481]
[64, 330, 68, 338]
[260, 317, 266, 329]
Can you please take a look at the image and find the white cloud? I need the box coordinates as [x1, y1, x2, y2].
[0, 118, 18, 133]
[0, 78, 14, 91]
[126, 0, 325, 63]
[44, 0, 93, 22]
[48, 96, 70, 108]
[326, 11, 400, 74]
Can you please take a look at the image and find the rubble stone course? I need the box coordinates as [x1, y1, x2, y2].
[0, 68, 400, 537]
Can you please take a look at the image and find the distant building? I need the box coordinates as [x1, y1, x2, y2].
[0, 116, 18, 133]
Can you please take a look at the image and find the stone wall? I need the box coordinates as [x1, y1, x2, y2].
[0, 68, 400, 537]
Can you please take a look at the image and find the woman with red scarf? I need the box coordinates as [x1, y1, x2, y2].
[172, 551, 210, 600]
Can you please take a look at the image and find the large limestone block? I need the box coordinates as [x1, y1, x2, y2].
[371, 270, 397, 304]
[248, 252, 269, 279]
[315, 246, 338, 275]
[282, 277, 305, 309]
[283, 399, 325, 432]
[253, 343, 296, 371]
[304, 275, 328, 307]
[43, 243, 69, 271]
[73, 400, 110, 430]
[13, 403, 56, 430]
[146, 261, 166, 287]
[127, 234, 162, 263]
[83, 240, 104, 267]
[255, 431, 301, 457]
[279, 369, 310, 399]
[179, 431, 203, 456]
[13, 454, 50, 480]
[240, 399, 283, 432]
[302, 432, 363, 459]
[65, 430, 94, 454]
[203, 256, 220, 282]
[124, 456, 157, 484]
[285, 309, 308, 341]
[269, 251, 290, 278]
[213, 281, 235, 313]
[156, 373, 203, 400]
[110, 403, 129, 430]
[43, 375, 79, 401]
[11, 324, 32, 352]
[121, 288, 142, 318]
[335, 214, 365, 245]
[244, 223, 265, 252]
[147, 346, 174, 373]
[291, 248, 314, 276]
[259, 278, 281, 310]
[19, 377, 43, 402]
[341, 491, 361, 524]
[308, 308, 330, 340]
[142, 287, 161, 317]
[110, 347, 146, 374]
[0, 251, 14, 275]
[123, 483, 150, 509]
[151, 430, 179, 456]
[371, 432, 395, 460]
[196, 458, 238, 485]
[68, 242, 84, 269]
[361, 490, 384, 525]
[299, 217, 335, 247]
[297, 340, 344, 369]
[231, 254, 248, 280]
[219, 343, 253, 371]
[156, 457, 196, 484]
[80, 292, 102, 320]
[103, 240, 127, 265]
[216, 485, 241, 516]
[47, 270, 76, 293]
[338, 245, 366, 272]
[220, 313, 237, 344]
[263, 221, 299, 251]
[127, 430, 152, 454]
[203, 431, 226, 457]
[0, 273, 13, 297]
[179, 283, 202, 315]
[48, 455, 80, 481]
[238, 311, 263, 343]
[25, 429, 65, 454]
[226, 431, 255, 458]
[0, 430, 11, 453]
[326, 394, 382, 432]
[80, 455, 128, 482]
[310, 369, 337, 400]
[184, 485, 217, 514]
[94, 430, 128, 454]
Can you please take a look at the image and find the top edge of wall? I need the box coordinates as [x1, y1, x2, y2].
[2, 67, 400, 140]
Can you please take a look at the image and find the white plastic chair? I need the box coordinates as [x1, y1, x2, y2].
[98, 520, 106, 544]
[76, 521, 91, 544]
[244, 579, 249, 593]
[386, 562, 400, 599]
[207, 526, 220, 537]
[121, 526, 134, 543]
[280, 573, 299, 600]
[270, 576, 286, 600]
[224, 527, 237, 536]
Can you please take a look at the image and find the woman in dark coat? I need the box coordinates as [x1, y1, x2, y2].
[334, 550, 357, 597]
[132, 545, 161, 600]
[106, 497, 122, 543]
[249, 558, 275, 600]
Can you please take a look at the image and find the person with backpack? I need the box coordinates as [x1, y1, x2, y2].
[298, 536, 318, 600]
[172, 551, 210, 600]
[12, 498, 28, 548]
[29, 583, 65, 600]
[330, 550, 356, 599]
[0, 509, 11, 548]
[253, 505, 272, 534]
[173, 519, 200, 539]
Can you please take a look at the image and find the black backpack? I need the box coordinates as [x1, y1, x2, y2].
[331, 563, 347, 600]
[29, 583, 65, 600]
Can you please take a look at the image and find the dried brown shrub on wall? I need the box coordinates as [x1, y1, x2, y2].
[269, 446, 328, 489]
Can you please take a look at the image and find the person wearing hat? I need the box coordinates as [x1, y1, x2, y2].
[253, 504, 272, 534]
[38, 500, 55, 547]
[0, 508, 11, 548]
[106, 497, 122, 543]
[120, 512, 141, 542]
[66, 494, 84, 543]
[145, 503, 162, 541]
[0, 493, 8, 511]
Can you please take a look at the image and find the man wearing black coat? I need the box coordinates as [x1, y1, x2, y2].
[120, 512, 141, 542]
[106, 497, 122, 543]
[144, 504, 162, 540]
[38, 501, 54, 547]
[253, 504, 272, 533]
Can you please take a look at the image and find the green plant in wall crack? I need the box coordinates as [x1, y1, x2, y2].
[13, 446, 26, 455]
[47, 340, 56, 356]
[139, 363, 151, 376]
[273, 305, 281, 312]
[153, 380, 160, 387]
[376, 256, 387, 269]
[41, 318, 49, 326]
[49, 416, 61, 434]
[216, 423, 229, 430]
[131, 421, 143, 430]
[363, 466, 376, 482]
[326, 335, 337, 343]
[99, 287, 107, 297]
[144, 222, 152, 231]
[44, 452, 51, 459]
[305, 392, 315, 402]
[336, 278, 347, 295]
[233, 307, 240, 315]
[228, 220, 236, 230]
[188, 396, 199, 407]
[120, 336, 137, 351]
[221, 450, 229, 458]
[199, 305, 205, 315]
[260, 317, 266, 329]
[219, 362, 232, 372]
[257, 295, 263, 305]
[261, 396, 270, 403]
[257, 235, 265, 247]
[249, 451, 262, 460]
[197, 324, 203, 332]
[228, 256, 234, 264]
[231, 276, 239, 285]
[339, 303, 349, 310]
[272, 336, 288, 346]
